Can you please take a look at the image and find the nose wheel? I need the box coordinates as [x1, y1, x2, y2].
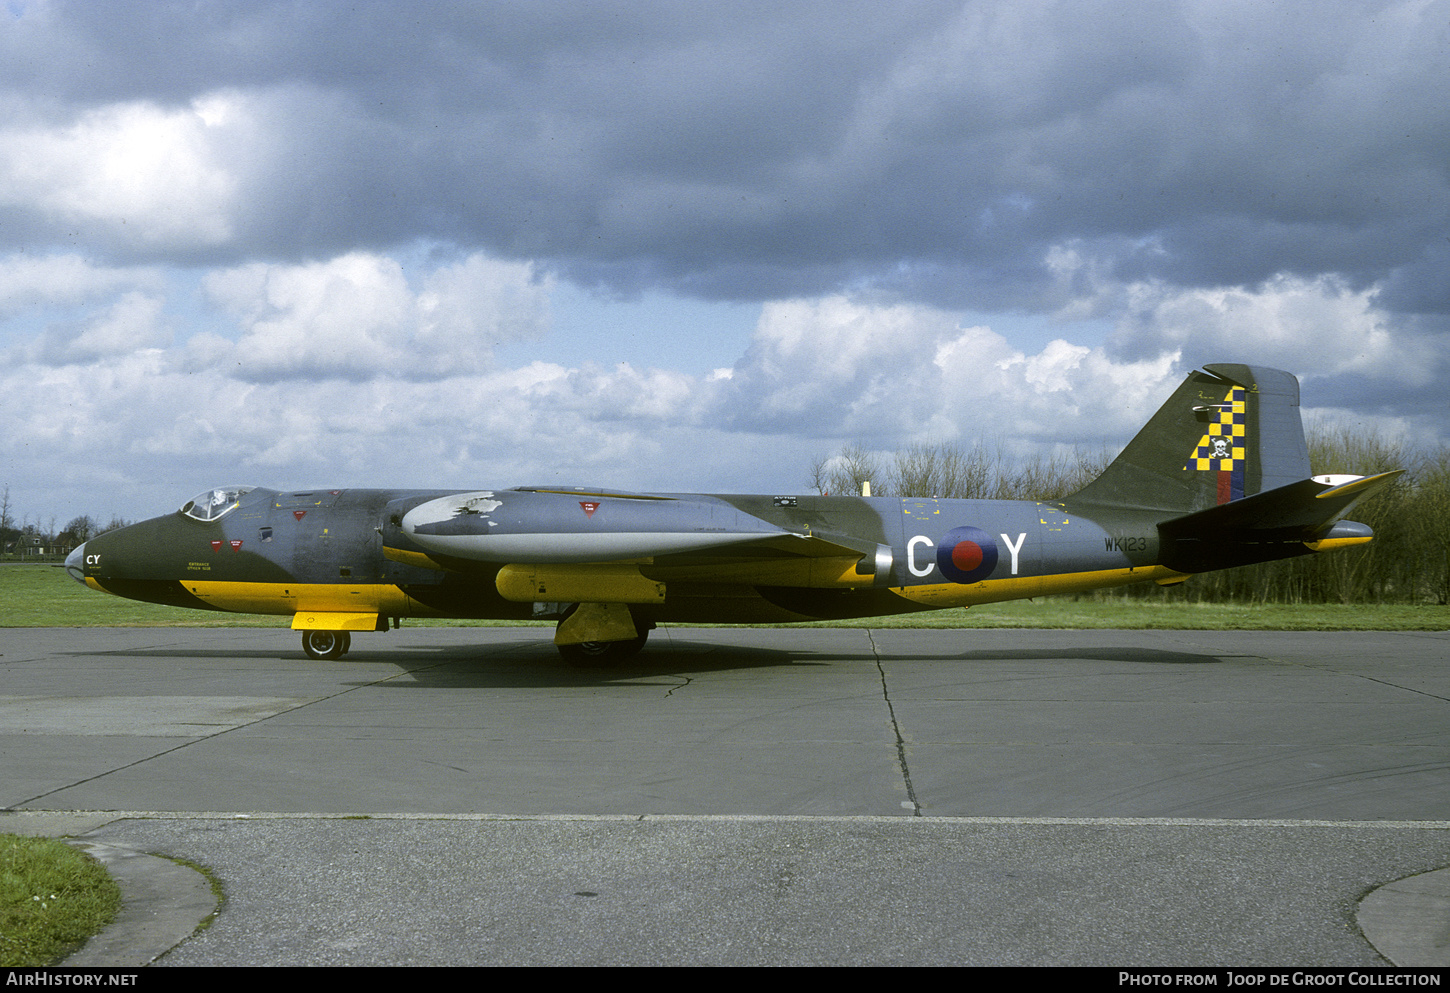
[302, 630, 351, 659]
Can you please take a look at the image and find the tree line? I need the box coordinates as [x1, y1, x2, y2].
[0, 484, 132, 558]
[809, 426, 1450, 606]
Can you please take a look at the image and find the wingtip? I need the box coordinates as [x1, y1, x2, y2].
[1313, 469, 1404, 500]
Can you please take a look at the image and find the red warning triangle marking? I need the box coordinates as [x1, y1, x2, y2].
[229, 539, 243, 552]
[294, 510, 307, 521]
[210, 540, 222, 553]
[580, 501, 600, 518]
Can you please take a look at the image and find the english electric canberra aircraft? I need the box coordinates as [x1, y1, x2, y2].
[68, 363, 1396, 661]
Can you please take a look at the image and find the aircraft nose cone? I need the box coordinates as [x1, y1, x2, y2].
[65, 543, 86, 585]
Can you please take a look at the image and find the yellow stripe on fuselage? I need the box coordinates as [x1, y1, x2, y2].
[176, 581, 428, 616]
[892, 565, 1189, 608]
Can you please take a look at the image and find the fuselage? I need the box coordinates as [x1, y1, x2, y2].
[68, 484, 1184, 626]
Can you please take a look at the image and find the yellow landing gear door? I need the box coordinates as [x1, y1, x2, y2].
[291, 612, 380, 631]
[554, 602, 639, 646]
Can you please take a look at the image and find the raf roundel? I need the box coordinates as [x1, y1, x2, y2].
[936, 526, 999, 584]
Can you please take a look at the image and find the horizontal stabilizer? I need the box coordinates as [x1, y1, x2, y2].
[1158, 470, 1400, 572]
[1161, 469, 1401, 534]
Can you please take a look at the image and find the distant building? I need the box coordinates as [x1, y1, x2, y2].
[5, 534, 76, 557]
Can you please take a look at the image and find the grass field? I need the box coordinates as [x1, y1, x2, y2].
[4, 562, 1444, 631]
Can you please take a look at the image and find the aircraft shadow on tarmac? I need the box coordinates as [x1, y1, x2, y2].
[346, 641, 1234, 689]
[61, 640, 1232, 689]
[354, 638, 824, 688]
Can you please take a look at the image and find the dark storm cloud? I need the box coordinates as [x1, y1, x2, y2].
[4, 0, 1449, 316]
[1308, 371, 1449, 418]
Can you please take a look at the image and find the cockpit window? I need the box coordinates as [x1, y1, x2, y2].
[180, 486, 255, 522]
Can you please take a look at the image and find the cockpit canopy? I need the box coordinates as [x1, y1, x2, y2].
[180, 486, 255, 522]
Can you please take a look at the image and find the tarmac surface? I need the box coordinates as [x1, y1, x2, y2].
[2, 625, 1447, 966]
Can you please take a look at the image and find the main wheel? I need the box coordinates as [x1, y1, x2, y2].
[302, 629, 348, 660]
[556, 632, 648, 665]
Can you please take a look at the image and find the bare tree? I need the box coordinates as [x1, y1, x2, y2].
[889, 441, 996, 499]
[809, 444, 885, 497]
[98, 515, 132, 535]
[832, 443, 883, 497]
[0, 484, 14, 555]
[808, 452, 832, 496]
[64, 515, 98, 542]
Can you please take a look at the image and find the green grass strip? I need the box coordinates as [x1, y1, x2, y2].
[0, 834, 121, 967]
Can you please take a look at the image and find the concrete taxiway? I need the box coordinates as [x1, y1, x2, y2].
[2, 625, 1447, 965]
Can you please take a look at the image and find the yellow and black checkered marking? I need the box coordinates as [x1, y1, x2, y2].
[1185, 386, 1246, 471]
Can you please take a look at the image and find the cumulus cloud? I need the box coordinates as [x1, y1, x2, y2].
[0, 253, 163, 319]
[0, 98, 240, 250]
[726, 298, 967, 432]
[203, 253, 415, 380]
[36, 291, 170, 365]
[1111, 275, 1436, 383]
[414, 254, 554, 371]
[720, 296, 1184, 447]
[201, 251, 551, 381]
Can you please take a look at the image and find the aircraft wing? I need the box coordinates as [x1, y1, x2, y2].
[398, 487, 865, 563]
[396, 487, 890, 597]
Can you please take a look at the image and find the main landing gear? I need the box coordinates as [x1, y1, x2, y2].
[555, 631, 649, 665]
[552, 602, 653, 665]
[301, 629, 351, 660]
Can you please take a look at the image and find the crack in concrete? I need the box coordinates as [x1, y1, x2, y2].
[867, 629, 921, 816]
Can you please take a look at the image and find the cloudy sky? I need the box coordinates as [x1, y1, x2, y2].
[2, 0, 1446, 527]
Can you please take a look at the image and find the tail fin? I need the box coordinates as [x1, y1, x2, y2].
[1067, 363, 1311, 516]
